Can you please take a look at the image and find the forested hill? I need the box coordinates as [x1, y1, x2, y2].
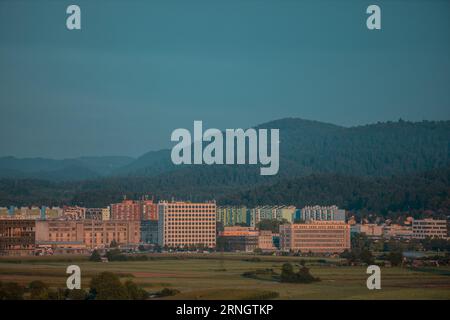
[0, 166, 448, 217]
[114, 118, 450, 179]
[0, 118, 449, 182]
[218, 166, 450, 216]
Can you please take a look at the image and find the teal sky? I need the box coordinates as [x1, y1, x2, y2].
[0, 0, 449, 158]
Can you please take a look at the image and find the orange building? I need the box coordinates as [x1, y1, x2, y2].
[110, 200, 142, 220]
[280, 221, 350, 253]
[158, 201, 216, 248]
[142, 200, 158, 220]
[35, 220, 140, 250]
[0, 219, 36, 256]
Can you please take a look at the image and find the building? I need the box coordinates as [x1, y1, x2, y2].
[140, 220, 159, 244]
[85, 207, 110, 221]
[258, 230, 276, 250]
[62, 206, 86, 220]
[0, 219, 36, 256]
[249, 205, 296, 227]
[412, 219, 448, 239]
[141, 200, 158, 220]
[383, 224, 413, 239]
[217, 206, 249, 226]
[280, 221, 351, 253]
[300, 205, 345, 222]
[158, 201, 216, 248]
[110, 200, 142, 220]
[359, 224, 383, 237]
[35, 220, 140, 251]
[217, 226, 259, 252]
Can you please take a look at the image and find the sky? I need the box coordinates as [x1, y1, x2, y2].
[0, 0, 449, 159]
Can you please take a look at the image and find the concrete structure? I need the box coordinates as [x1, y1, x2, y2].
[412, 219, 448, 239]
[0, 219, 36, 256]
[280, 221, 351, 253]
[300, 205, 345, 222]
[158, 201, 216, 248]
[217, 206, 249, 226]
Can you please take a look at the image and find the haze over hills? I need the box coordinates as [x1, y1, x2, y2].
[0, 156, 135, 181]
[0, 118, 449, 182]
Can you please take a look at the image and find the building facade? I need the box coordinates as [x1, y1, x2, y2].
[217, 206, 249, 226]
[412, 219, 448, 239]
[158, 201, 216, 248]
[217, 226, 259, 252]
[280, 221, 350, 253]
[0, 220, 36, 256]
[140, 220, 159, 244]
[300, 205, 345, 222]
[35, 220, 140, 250]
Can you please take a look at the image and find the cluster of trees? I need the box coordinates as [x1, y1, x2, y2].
[279, 263, 320, 284]
[0, 272, 149, 300]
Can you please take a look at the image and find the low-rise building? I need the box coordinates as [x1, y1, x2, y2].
[217, 226, 259, 252]
[412, 219, 447, 239]
[280, 221, 350, 253]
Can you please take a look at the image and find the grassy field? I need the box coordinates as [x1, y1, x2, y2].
[0, 253, 449, 300]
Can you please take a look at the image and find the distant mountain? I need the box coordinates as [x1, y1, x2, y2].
[112, 118, 450, 180]
[0, 156, 134, 181]
[1, 118, 449, 183]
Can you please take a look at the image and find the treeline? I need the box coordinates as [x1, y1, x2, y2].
[0, 166, 448, 217]
[219, 166, 450, 216]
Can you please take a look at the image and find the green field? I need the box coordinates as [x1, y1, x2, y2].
[1, 253, 449, 300]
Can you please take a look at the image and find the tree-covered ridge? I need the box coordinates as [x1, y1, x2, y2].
[0, 166, 448, 217]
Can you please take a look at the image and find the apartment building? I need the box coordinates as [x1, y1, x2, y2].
[158, 201, 216, 248]
[301, 205, 345, 222]
[412, 219, 448, 239]
[141, 200, 158, 220]
[110, 200, 141, 220]
[0, 219, 36, 256]
[110, 199, 157, 221]
[85, 207, 110, 221]
[217, 206, 249, 226]
[62, 206, 86, 220]
[249, 205, 296, 227]
[280, 221, 351, 253]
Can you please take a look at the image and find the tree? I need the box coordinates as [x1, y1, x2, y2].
[124, 280, 149, 300]
[28, 280, 49, 300]
[359, 249, 375, 265]
[110, 240, 118, 248]
[66, 289, 88, 300]
[89, 249, 102, 262]
[0, 281, 25, 300]
[89, 272, 128, 300]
